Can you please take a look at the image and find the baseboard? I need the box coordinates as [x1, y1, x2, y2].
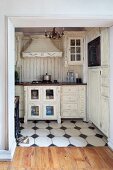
[0, 140, 16, 161]
[108, 138, 113, 151]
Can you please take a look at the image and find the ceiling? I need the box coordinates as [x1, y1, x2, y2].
[15, 27, 88, 35]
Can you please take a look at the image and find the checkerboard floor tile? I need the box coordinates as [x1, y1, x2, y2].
[18, 119, 107, 147]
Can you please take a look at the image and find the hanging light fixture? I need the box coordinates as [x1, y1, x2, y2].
[45, 27, 64, 39]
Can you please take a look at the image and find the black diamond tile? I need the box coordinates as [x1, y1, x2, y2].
[88, 126, 95, 130]
[32, 126, 39, 130]
[87, 144, 93, 147]
[31, 134, 39, 139]
[46, 126, 53, 130]
[60, 126, 67, 130]
[79, 134, 87, 139]
[95, 134, 103, 138]
[74, 126, 81, 130]
[19, 118, 24, 123]
[68, 144, 74, 147]
[49, 144, 56, 147]
[33, 120, 38, 123]
[70, 120, 76, 124]
[47, 134, 55, 138]
[18, 134, 23, 138]
[19, 126, 24, 130]
[83, 120, 88, 123]
[63, 134, 71, 138]
[31, 144, 38, 147]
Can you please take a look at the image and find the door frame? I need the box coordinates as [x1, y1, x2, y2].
[4, 16, 113, 160]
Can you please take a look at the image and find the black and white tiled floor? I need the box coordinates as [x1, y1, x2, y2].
[18, 119, 107, 147]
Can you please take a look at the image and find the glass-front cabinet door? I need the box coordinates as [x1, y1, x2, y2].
[28, 87, 41, 101]
[28, 103, 41, 119]
[68, 38, 83, 65]
[43, 104, 56, 119]
[43, 87, 56, 101]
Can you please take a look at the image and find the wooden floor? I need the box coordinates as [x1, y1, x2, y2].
[0, 147, 113, 170]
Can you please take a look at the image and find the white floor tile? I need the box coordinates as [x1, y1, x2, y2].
[69, 137, 87, 147]
[21, 128, 35, 136]
[52, 137, 70, 147]
[75, 121, 89, 128]
[80, 128, 96, 136]
[21, 122, 35, 128]
[86, 136, 106, 146]
[50, 129, 65, 136]
[49, 122, 62, 129]
[65, 129, 80, 136]
[36, 129, 50, 136]
[35, 137, 52, 146]
[62, 121, 75, 128]
[36, 121, 48, 128]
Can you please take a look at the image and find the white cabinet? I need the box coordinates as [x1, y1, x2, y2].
[15, 85, 24, 118]
[101, 96, 109, 136]
[88, 68, 101, 128]
[61, 85, 86, 120]
[101, 28, 109, 66]
[88, 67, 109, 137]
[24, 86, 61, 123]
[67, 37, 83, 65]
[63, 32, 85, 66]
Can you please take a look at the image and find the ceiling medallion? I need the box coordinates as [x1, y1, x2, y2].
[45, 27, 64, 39]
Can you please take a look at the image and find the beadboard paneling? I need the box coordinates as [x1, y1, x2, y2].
[21, 57, 83, 82]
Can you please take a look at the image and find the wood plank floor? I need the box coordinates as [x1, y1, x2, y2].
[0, 147, 113, 170]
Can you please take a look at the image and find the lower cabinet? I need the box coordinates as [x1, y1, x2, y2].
[88, 68, 109, 137]
[24, 86, 61, 123]
[100, 96, 109, 136]
[61, 85, 86, 120]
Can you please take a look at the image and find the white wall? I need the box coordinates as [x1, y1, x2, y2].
[0, 0, 113, 158]
[108, 26, 113, 149]
[0, 15, 7, 150]
[1, 0, 113, 16]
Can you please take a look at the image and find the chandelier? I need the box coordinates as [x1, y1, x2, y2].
[45, 27, 64, 39]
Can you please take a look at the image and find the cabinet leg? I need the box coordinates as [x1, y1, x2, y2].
[57, 117, 61, 124]
[24, 115, 27, 123]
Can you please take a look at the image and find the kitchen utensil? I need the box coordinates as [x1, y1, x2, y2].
[43, 73, 51, 81]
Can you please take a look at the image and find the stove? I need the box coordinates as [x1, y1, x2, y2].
[32, 80, 59, 84]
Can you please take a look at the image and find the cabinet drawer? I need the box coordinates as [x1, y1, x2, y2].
[62, 86, 78, 93]
[62, 103, 78, 110]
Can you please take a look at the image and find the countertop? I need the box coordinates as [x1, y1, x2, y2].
[15, 82, 87, 86]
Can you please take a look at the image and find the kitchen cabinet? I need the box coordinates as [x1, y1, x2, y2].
[67, 37, 83, 65]
[88, 68, 101, 128]
[15, 85, 24, 118]
[61, 85, 86, 120]
[63, 31, 85, 66]
[24, 86, 61, 123]
[88, 67, 109, 137]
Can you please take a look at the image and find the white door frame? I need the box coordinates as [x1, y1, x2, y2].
[3, 16, 113, 160]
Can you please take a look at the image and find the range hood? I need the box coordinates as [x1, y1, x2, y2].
[22, 36, 62, 57]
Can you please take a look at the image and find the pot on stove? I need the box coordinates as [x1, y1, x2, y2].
[43, 73, 51, 81]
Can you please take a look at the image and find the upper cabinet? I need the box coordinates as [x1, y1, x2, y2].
[64, 31, 85, 66]
[101, 28, 110, 66]
[68, 37, 83, 65]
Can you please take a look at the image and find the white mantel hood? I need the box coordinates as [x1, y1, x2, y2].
[22, 36, 62, 57]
